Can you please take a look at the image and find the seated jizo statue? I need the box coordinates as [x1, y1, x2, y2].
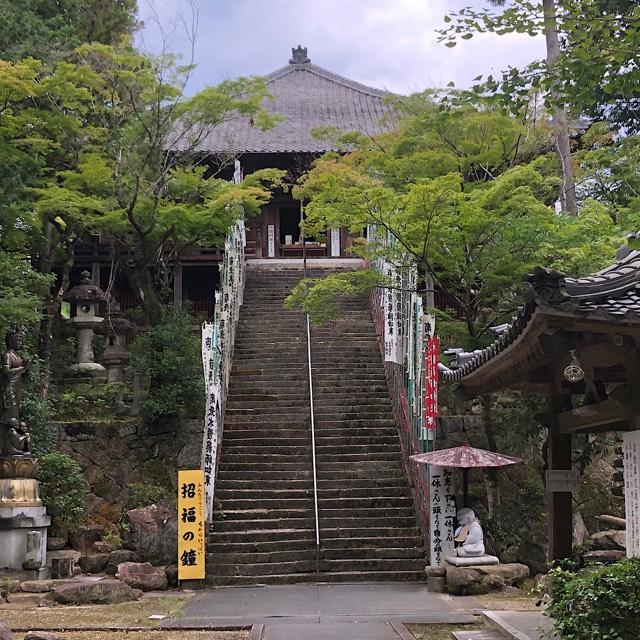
[453, 508, 485, 557]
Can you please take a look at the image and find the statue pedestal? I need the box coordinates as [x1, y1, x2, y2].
[0, 503, 50, 573]
[445, 554, 500, 567]
[0, 456, 50, 576]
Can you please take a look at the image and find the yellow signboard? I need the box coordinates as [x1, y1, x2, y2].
[177, 469, 205, 580]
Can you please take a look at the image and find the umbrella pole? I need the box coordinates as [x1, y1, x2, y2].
[462, 468, 470, 507]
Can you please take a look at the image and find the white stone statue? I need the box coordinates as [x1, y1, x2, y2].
[453, 508, 485, 557]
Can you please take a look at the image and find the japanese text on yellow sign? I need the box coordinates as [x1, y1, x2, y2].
[177, 470, 205, 580]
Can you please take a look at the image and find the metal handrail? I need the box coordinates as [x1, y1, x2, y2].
[306, 312, 321, 574]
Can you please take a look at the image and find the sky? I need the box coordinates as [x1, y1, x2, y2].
[136, 0, 545, 96]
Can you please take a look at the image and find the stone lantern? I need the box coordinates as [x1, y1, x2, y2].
[63, 271, 107, 380]
[102, 295, 133, 383]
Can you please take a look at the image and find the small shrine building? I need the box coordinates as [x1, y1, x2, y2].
[442, 250, 640, 560]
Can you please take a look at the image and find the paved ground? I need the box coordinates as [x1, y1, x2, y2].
[483, 611, 558, 640]
[165, 582, 480, 639]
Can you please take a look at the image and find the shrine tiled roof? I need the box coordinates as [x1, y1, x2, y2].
[443, 250, 640, 383]
[188, 46, 397, 154]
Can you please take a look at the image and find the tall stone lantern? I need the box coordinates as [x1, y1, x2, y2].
[102, 296, 133, 383]
[63, 271, 107, 381]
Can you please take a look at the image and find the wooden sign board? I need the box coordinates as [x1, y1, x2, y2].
[267, 225, 275, 257]
[177, 470, 206, 580]
[545, 469, 579, 493]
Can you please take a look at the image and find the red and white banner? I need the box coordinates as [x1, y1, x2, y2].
[423, 335, 439, 439]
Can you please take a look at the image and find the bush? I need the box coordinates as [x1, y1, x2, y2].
[38, 451, 87, 534]
[130, 308, 203, 423]
[542, 558, 640, 640]
[126, 482, 174, 509]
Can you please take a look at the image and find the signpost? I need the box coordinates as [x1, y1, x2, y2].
[429, 465, 456, 566]
[267, 224, 275, 257]
[177, 470, 206, 580]
[545, 469, 580, 493]
[623, 430, 640, 557]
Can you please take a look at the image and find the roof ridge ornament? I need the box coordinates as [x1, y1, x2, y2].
[289, 45, 310, 65]
[523, 266, 570, 307]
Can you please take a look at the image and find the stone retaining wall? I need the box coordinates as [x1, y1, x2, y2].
[54, 418, 202, 519]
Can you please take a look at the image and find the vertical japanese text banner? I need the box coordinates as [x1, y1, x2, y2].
[178, 470, 206, 580]
[423, 315, 439, 441]
[429, 465, 456, 566]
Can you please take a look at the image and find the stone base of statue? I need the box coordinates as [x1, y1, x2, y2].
[66, 361, 107, 382]
[0, 456, 50, 576]
[445, 554, 500, 567]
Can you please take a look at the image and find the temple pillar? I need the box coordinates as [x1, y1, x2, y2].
[173, 262, 183, 308]
[547, 426, 573, 560]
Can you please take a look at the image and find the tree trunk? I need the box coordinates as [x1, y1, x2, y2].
[542, 0, 579, 216]
[481, 394, 501, 520]
[38, 247, 73, 397]
[128, 262, 166, 324]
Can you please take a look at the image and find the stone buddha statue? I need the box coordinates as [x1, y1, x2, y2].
[1, 327, 31, 456]
[445, 507, 499, 567]
[453, 508, 485, 557]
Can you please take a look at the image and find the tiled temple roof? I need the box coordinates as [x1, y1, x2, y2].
[444, 250, 640, 383]
[190, 46, 397, 154]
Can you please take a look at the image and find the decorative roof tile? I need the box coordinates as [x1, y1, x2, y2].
[188, 47, 397, 154]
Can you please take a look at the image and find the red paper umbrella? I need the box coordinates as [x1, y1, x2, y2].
[410, 442, 522, 506]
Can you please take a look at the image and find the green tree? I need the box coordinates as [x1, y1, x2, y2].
[440, 0, 640, 133]
[32, 42, 284, 323]
[292, 100, 614, 340]
[0, 0, 138, 62]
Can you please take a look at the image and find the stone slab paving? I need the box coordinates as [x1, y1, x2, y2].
[263, 621, 404, 640]
[165, 582, 480, 635]
[483, 611, 558, 640]
[453, 631, 504, 640]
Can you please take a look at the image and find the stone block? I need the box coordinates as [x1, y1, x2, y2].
[105, 550, 139, 575]
[472, 563, 530, 584]
[123, 504, 177, 565]
[115, 562, 168, 591]
[596, 515, 626, 530]
[590, 529, 626, 551]
[0, 621, 11, 640]
[0, 505, 50, 571]
[93, 541, 115, 554]
[69, 525, 103, 553]
[165, 564, 178, 588]
[584, 549, 625, 564]
[53, 579, 140, 604]
[20, 580, 54, 593]
[426, 575, 446, 592]
[46, 537, 66, 552]
[445, 562, 529, 595]
[79, 553, 109, 574]
[24, 632, 65, 640]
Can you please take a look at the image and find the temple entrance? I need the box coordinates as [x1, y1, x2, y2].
[279, 206, 302, 255]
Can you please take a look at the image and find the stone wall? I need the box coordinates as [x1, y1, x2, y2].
[54, 417, 203, 520]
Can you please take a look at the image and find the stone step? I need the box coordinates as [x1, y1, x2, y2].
[208, 538, 315, 554]
[205, 570, 426, 586]
[209, 528, 316, 543]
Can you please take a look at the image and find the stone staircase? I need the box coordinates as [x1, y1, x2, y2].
[206, 267, 426, 584]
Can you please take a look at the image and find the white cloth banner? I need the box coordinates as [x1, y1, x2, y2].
[201, 322, 219, 521]
[383, 262, 398, 362]
[623, 430, 640, 557]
